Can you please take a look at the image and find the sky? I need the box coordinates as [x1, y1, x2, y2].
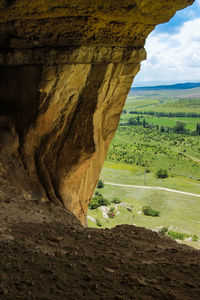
[133, 0, 200, 86]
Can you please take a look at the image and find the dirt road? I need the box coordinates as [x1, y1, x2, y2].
[104, 182, 200, 198]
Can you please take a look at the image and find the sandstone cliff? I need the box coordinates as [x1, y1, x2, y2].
[0, 0, 194, 225]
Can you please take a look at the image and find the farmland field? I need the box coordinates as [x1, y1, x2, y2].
[134, 99, 200, 114]
[88, 87, 200, 249]
[126, 87, 200, 114]
[121, 114, 200, 131]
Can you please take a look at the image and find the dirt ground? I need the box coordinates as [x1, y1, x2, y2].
[1, 196, 200, 300]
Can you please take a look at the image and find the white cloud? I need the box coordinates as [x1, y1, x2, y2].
[134, 17, 200, 83]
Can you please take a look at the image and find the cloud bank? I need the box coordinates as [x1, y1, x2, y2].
[134, 14, 200, 85]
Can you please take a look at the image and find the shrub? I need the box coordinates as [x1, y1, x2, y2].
[108, 211, 115, 218]
[111, 197, 121, 204]
[96, 219, 102, 227]
[167, 231, 189, 241]
[95, 191, 102, 196]
[97, 196, 110, 206]
[142, 205, 160, 217]
[160, 229, 198, 242]
[173, 121, 186, 133]
[160, 227, 168, 234]
[108, 207, 116, 218]
[97, 179, 104, 189]
[156, 169, 168, 178]
[192, 234, 198, 241]
[128, 117, 138, 126]
[89, 195, 110, 210]
[89, 198, 100, 210]
[126, 207, 132, 212]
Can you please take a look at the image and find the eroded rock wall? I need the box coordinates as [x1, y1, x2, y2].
[0, 0, 194, 225]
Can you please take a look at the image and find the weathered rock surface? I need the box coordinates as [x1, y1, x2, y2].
[0, 0, 194, 225]
[0, 0, 193, 49]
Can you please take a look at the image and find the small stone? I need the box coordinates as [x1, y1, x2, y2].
[104, 267, 115, 273]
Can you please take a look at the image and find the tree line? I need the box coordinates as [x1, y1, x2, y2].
[124, 110, 200, 118]
[123, 116, 200, 135]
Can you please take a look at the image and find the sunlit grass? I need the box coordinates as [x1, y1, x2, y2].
[88, 162, 200, 249]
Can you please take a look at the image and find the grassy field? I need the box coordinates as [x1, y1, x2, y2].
[121, 114, 200, 131]
[88, 162, 200, 249]
[128, 87, 200, 100]
[125, 89, 200, 114]
[133, 98, 200, 114]
[107, 126, 200, 182]
[102, 161, 200, 194]
[87, 88, 200, 249]
[144, 116, 200, 131]
[124, 98, 159, 110]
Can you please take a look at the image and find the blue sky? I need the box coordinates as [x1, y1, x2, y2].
[133, 0, 200, 86]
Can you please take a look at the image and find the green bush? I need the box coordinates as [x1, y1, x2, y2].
[95, 191, 102, 196]
[128, 117, 138, 126]
[126, 207, 132, 212]
[142, 205, 160, 217]
[111, 197, 121, 204]
[97, 195, 110, 206]
[159, 228, 198, 242]
[192, 234, 198, 241]
[89, 195, 110, 210]
[167, 231, 189, 241]
[97, 179, 104, 189]
[108, 207, 116, 218]
[173, 121, 186, 133]
[160, 227, 168, 234]
[89, 198, 100, 209]
[156, 168, 168, 178]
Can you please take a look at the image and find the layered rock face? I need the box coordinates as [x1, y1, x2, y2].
[0, 0, 194, 225]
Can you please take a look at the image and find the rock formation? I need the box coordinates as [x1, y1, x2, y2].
[0, 0, 194, 225]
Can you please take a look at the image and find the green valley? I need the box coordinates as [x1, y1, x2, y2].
[87, 86, 200, 250]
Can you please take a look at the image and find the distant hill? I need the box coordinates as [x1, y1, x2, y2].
[132, 82, 200, 91]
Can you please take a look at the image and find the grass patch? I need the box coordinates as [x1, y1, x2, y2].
[142, 205, 160, 217]
[167, 230, 189, 240]
[88, 164, 200, 249]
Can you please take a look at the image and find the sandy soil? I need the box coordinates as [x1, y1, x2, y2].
[0, 197, 200, 300]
